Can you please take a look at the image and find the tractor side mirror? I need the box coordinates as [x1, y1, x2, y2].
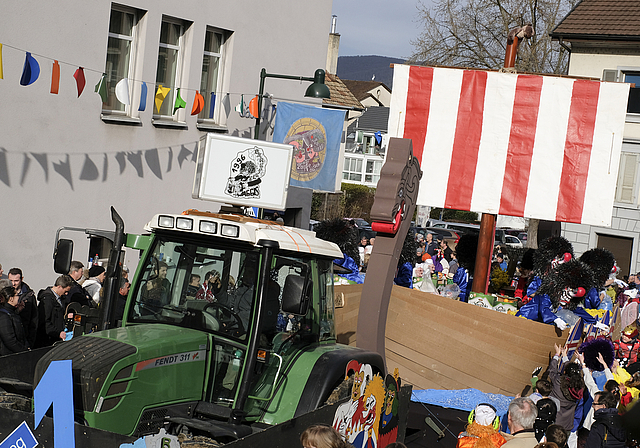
[281, 274, 312, 316]
[54, 239, 74, 274]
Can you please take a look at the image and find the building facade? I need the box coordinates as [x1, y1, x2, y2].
[0, 0, 332, 288]
[552, 0, 640, 276]
[342, 107, 389, 187]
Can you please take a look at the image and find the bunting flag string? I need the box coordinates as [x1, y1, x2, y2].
[50, 60, 60, 94]
[1, 42, 242, 98]
[0, 41, 314, 120]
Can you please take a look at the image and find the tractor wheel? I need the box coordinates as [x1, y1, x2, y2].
[324, 374, 354, 405]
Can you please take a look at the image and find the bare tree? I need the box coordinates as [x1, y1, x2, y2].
[410, 0, 578, 74]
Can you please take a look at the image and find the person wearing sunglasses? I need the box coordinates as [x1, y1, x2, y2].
[585, 391, 627, 448]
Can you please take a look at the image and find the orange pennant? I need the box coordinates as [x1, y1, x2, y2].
[191, 91, 204, 115]
[50, 60, 60, 94]
[249, 95, 259, 118]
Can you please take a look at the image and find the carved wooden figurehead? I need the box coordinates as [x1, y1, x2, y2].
[356, 138, 422, 362]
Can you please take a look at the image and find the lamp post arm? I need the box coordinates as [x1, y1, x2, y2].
[254, 69, 316, 140]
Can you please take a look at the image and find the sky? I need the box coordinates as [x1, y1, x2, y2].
[330, 0, 431, 59]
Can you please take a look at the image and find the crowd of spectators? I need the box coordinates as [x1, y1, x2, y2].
[0, 261, 130, 354]
[453, 341, 637, 448]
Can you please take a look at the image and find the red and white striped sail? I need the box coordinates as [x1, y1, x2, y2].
[389, 65, 630, 226]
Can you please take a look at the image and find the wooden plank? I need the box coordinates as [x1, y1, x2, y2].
[335, 284, 564, 396]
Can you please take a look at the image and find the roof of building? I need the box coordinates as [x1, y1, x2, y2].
[342, 79, 392, 102]
[552, 0, 640, 40]
[349, 107, 390, 133]
[323, 73, 364, 110]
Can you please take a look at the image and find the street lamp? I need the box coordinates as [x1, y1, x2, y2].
[253, 68, 331, 140]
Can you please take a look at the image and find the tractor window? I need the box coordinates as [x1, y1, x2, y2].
[317, 258, 336, 341]
[128, 236, 259, 341]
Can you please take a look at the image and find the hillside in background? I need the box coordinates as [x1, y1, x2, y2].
[336, 55, 405, 89]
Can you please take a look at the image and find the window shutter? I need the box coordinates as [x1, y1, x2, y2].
[616, 152, 638, 204]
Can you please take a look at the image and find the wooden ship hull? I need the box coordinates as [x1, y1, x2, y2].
[334, 284, 567, 397]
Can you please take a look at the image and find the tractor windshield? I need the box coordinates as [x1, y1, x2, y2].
[127, 235, 259, 341]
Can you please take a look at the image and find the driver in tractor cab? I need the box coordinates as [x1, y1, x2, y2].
[215, 256, 280, 340]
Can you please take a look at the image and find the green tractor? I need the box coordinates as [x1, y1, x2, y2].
[31, 208, 384, 443]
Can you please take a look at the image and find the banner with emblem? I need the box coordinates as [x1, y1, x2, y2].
[273, 102, 345, 192]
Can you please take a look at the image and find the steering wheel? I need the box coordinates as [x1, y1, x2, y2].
[138, 301, 170, 321]
[202, 302, 244, 335]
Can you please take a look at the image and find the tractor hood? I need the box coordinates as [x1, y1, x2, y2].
[35, 324, 210, 435]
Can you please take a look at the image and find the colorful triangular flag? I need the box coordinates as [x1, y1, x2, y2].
[115, 78, 130, 105]
[139, 82, 148, 112]
[50, 60, 60, 94]
[155, 85, 170, 112]
[94, 73, 107, 103]
[191, 91, 204, 115]
[235, 94, 244, 115]
[173, 88, 186, 114]
[249, 95, 258, 118]
[73, 67, 86, 97]
[20, 52, 40, 86]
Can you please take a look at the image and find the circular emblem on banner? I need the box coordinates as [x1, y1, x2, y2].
[284, 117, 327, 182]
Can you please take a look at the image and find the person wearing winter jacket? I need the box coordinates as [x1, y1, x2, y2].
[35, 275, 74, 348]
[549, 344, 584, 432]
[83, 265, 106, 306]
[585, 391, 628, 448]
[0, 286, 30, 355]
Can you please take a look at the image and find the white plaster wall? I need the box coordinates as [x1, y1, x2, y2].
[568, 52, 640, 79]
[372, 86, 392, 107]
[562, 205, 640, 276]
[0, 0, 332, 289]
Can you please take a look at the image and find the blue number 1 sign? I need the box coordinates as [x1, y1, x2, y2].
[34, 360, 75, 448]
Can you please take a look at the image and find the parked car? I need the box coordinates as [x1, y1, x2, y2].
[344, 218, 376, 239]
[344, 217, 371, 230]
[517, 232, 528, 242]
[428, 221, 507, 248]
[430, 221, 480, 236]
[505, 235, 523, 249]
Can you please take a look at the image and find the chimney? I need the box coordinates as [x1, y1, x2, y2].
[326, 15, 340, 75]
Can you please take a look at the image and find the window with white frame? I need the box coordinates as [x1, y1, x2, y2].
[103, 6, 142, 114]
[363, 135, 376, 155]
[343, 157, 362, 181]
[154, 18, 187, 118]
[615, 143, 640, 206]
[365, 159, 383, 184]
[198, 28, 225, 122]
